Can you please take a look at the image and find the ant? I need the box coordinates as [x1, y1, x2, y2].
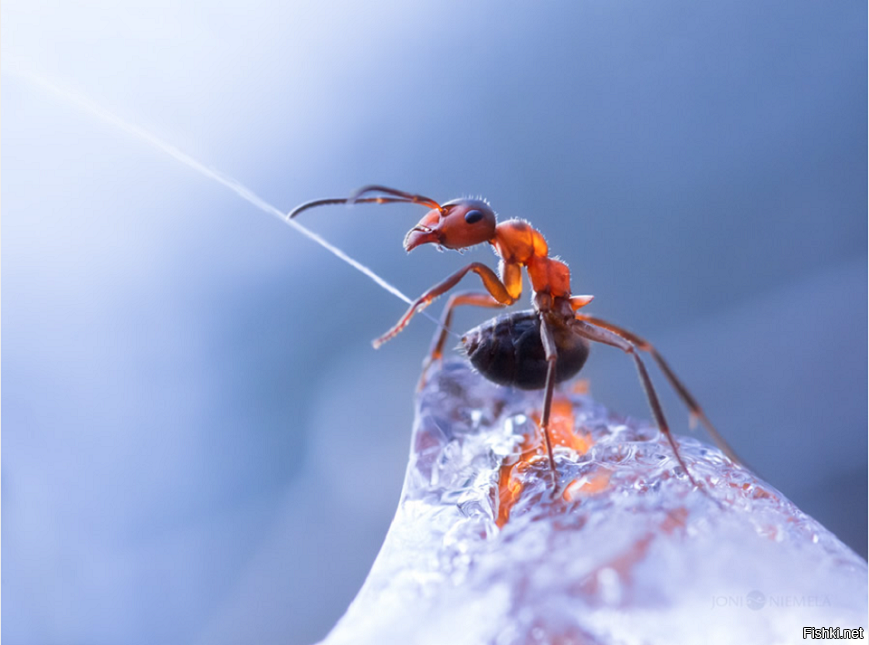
[289, 185, 741, 491]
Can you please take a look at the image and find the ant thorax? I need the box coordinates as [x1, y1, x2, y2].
[491, 219, 572, 300]
[492, 219, 549, 264]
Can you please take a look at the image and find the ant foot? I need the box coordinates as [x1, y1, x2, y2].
[417, 354, 443, 391]
[549, 483, 562, 500]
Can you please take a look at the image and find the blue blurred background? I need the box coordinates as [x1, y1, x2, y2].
[3, 1, 866, 643]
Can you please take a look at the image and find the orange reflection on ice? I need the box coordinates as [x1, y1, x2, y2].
[497, 396, 597, 527]
[539, 399, 592, 454]
[562, 466, 612, 502]
[497, 458, 535, 528]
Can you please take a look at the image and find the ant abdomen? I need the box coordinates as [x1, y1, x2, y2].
[461, 311, 590, 390]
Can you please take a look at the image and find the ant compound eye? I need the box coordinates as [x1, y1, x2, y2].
[464, 209, 484, 225]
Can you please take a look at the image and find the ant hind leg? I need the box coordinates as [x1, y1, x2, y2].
[575, 314, 742, 466]
[571, 319, 701, 489]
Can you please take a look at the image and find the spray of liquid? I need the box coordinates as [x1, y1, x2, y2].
[9, 68, 452, 334]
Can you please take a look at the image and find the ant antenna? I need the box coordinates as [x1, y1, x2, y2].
[349, 186, 443, 212]
[288, 186, 443, 219]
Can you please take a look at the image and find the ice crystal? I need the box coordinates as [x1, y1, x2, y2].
[320, 361, 867, 645]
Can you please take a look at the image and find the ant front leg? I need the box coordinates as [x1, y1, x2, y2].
[372, 262, 516, 349]
[575, 314, 742, 466]
[571, 319, 701, 489]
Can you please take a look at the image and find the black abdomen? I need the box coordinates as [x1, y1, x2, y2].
[461, 311, 590, 390]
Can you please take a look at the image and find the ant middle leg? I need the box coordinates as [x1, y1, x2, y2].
[427, 291, 505, 362]
[417, 291, 505, 389]
[539, 316, 561, 493]
[575, 314, 741, 465]
[571, 319, 701, 488]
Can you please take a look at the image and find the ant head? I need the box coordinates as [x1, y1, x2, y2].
[404, 198, 497, 252]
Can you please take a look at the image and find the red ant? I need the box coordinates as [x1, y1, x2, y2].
[289, 185, 741, 490]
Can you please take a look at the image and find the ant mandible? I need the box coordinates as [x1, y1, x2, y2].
[289, 185, 741, 490]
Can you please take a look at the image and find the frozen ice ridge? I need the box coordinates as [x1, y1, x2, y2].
[319, 360, 867, 645]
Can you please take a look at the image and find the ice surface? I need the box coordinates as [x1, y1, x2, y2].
[320, 360, 867, 645]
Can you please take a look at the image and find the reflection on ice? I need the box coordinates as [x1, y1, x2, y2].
[322, 361, 867, 645]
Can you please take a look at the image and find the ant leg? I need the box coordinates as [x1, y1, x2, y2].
[539, 316, 561, 493]
[571, 319, 701, 488]
[576, 314, 741, 466]
[417, 291, 504, 389]
[427, 292, 504, 361]
[373, 263, 516, 349]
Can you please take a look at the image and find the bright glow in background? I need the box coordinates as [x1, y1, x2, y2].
[3, 2, 866, 643]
